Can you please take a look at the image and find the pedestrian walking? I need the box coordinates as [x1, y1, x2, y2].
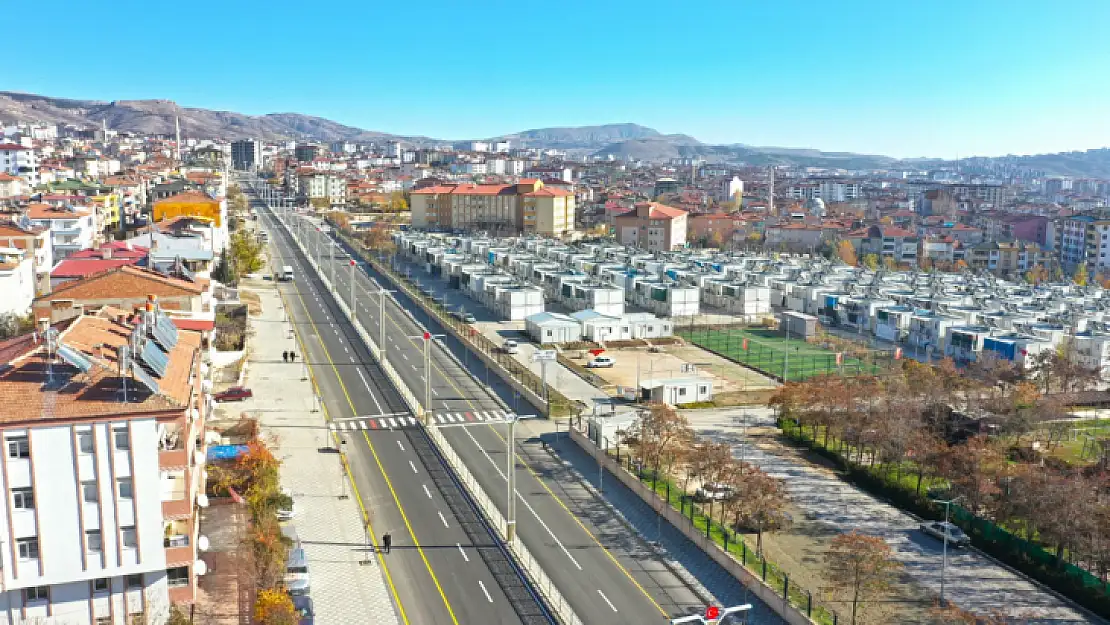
[282, 351, 289, 363]
[290, 351, 297, 362]
[382, 533, 392, 554]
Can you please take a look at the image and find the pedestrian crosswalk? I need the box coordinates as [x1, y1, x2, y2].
[328, 410, 517, 431]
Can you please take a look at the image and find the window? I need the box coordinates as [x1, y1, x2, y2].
[12, 487, 34, 510]
[82, 481, 98, 503]
[7, 436, 29, 459]
[121, 526, 137, 548]
[114, 428, 130, 450]
[86, 530, 102, 552]
[125, 573, 143, 589]
[699, 385, 708, 393]
[92, 577, 109, 593]
[166, 566, 189, 587]
[23, 586, 48, 602]
[17, 537, 39, 560]
[678, 388, 687, 396]
[118, 477, 133, 499]
[77, 431, 94, 454]
[94, 617, 112, 625]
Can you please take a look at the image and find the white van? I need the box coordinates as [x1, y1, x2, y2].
[280, 265, 294, 282]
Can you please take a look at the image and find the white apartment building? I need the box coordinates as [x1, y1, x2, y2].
[0, 247, 34, 315]
[787, 179, 861, 203]
[297, 173, 346, 206]
[0, 304, 208, 625]
[0, 143, 39, 186]
[27, 204, 97, 260]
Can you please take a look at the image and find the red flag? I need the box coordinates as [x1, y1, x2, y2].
[894, 347, 903, 360]
[228, 487, 244, 504]
[742, 338, 749, 351]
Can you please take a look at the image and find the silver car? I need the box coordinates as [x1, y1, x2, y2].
[919, 521, 971, 548]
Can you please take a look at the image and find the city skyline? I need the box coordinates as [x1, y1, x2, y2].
[6, 0, 1110, 159]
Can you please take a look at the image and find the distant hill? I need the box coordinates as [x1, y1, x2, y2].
[3, 90, 1109, 176]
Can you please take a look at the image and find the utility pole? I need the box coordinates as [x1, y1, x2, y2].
[506, 414, 519, 541]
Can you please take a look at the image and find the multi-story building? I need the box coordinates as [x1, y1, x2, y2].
[27, 203, 97, 261]
[230, 139, 261, 171]
[0, 219, 52, 296]
[152, 191, 228, 253]
[612, 202, 688, 251]
[0, 246, 34, 314]
[297, 172, 347, 206]
[849, 225, 919, 265]
[0, 173, 28, 198]
[410, 179, 576, 236]
[0, 301, 208, 624]
[0, 143, 39, 186]
[787, 178, 861, 203]
[1058, 214, 1110, 270]
[294, 144, 319, 163]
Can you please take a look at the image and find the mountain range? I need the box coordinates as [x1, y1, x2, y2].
[2, 90, 1109, 177]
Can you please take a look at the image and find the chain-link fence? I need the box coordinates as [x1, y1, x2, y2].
[678, 323, 896, 382]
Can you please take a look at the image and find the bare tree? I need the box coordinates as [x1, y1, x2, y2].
[824, 531, 903, 625]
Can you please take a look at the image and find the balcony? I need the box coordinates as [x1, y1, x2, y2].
[159, 425, 188, 469]
[164, 519, 193, 566]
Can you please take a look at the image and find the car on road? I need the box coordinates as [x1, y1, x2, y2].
[919, 520, 971, 547]
[694, 482, 734, 502]
[452, 310, 477, 323]
[586, 355, 615, 368]
[285, 546, 311, 596]
[501, 339, 520, 354]
[292, 596, 314, 624]
[213, 387, 253, 402]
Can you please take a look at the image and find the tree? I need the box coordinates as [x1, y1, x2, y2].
[388, 191, 409, 212]
[229, 230, 264, 276]
[707, 230, 726, 249]
[837, 240, 858, 266]
[862, 254, 879, 271]
[309, 197, 330, 210]
[1073, 264, 1089, 287]
[254, 588, 298, 625]
[0, 312, 34, 340]
[725, 464, 788, 556]
[362, 227, 396, 259]
[824, 531, 903, 625]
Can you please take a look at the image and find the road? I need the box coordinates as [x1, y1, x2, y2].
[252, 192, 552, 625]
[261, 198, 711, 623]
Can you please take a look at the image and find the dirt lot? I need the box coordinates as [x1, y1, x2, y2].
[570, 342, 778, 405]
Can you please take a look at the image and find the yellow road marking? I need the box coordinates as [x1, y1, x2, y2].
[375, 278, 670, 618]
[285, 261, 460, 625]
[278, 285, 412, 625]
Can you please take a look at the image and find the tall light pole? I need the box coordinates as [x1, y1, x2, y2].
[932, 495, 964, 606]
[407, 332, 444, 425]
[377, 288, 396, 356]
[348, 259, 357, 308]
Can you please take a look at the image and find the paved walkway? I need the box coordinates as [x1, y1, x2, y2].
[236, 279, 402, 625]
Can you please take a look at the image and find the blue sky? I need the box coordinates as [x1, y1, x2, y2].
[7, 1, 1110, 158]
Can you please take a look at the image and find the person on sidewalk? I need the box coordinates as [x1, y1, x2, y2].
[283, 351, 289, 362]
[290, 351, 297, 362]
[382, 533, 392, 554]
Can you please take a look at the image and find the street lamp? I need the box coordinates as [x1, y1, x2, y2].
[931, 495, 964, 606]
[376, 287, 396, 356]
[407, 331, 444, 425]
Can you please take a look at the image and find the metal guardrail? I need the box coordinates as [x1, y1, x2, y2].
[270, 204, 582, 625]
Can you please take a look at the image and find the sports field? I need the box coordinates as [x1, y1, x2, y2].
[678, 326, 888, 381]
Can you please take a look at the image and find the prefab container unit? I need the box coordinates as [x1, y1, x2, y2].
[639, 377, 713, 406]
[578, 285, 625, 316]
[572, 310, 626, 342]
[494, 286, 545, 321]
[907, 313, 960, 351]
[525, 312, 583, 345]
[873, 305, 913, 341]
[624, 312, 674, 339]
[945, 326, 993, 362]
[842, 297, 894, 331]
[1068, 332, 1110, 375]
[782, 311, 818, 339]
[984, 334, 1055, 369]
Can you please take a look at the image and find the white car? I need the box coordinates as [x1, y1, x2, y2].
[502, 339, 520, 354]
[919, 521, 971, 548]
[695, 482, 734, 502]
[586, 356, 615, 368]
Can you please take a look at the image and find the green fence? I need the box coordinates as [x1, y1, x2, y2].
[678, 325, 894, 382]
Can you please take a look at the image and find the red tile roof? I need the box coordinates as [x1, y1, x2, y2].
[0, 144, 28, 151]
[171, 318, 215, 332]
[523, 188, 573, 198]
[27, 203, 91, 219]
[51, 258, 139, 278]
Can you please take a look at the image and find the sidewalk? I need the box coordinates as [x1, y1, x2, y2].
[234, 278, 401, 625]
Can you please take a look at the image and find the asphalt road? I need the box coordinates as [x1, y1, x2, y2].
[259, 203, 712, 623]
[253, 193, 551, 625]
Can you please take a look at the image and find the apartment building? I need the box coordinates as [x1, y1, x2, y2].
[297, 172, 347, 206]
[0, 301, 207, 624]
[0, 144, 39, 186]
[230, 140, 261, 171]
[1058, 214, 1110, 269]
[27, 203, 97, 261]
[0, 219, 53, 296]
[787, 178, 861, 203]
[410, 179, 576, 236]
[612, 202, 688, 251]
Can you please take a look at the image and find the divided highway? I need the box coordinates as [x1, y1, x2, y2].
[258, 197, 711, 623]
[253, 192, 552, 625]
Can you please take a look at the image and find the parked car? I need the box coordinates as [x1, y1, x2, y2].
[285, 547, 311, 596]
[694, 482, 734, 502]
[213, 387, 253, 402]
[586, 356, 615, 368]
[277, 488, 297, 521]
[502, 339, 520, 354]
[292, 596, 315, 624]
[919, 521, 971, 548]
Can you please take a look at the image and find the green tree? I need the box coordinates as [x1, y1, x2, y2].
[0, 312, 35, 340]
[862, 253, 879, 271]
[229, 230, 264, 276]
[1074, 263, 1089, 286]
[212, 251, 236, 284]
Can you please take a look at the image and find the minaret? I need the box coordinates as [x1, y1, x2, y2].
[768, 166, 775, 215]
[174, 110, 182, 163]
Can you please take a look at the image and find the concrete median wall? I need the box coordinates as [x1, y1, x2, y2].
[568, 426, 815, 625]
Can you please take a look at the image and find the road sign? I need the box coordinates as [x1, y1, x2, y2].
[423, 332, 431, 340]
[532, 350, 557, 362]
[705, 606, 720, 620]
